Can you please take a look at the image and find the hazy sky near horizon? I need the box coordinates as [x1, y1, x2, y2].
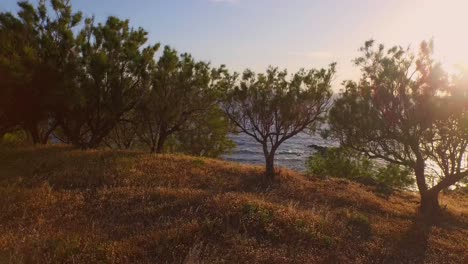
[1, 0, 467, 90]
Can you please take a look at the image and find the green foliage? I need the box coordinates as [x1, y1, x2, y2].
[0, 1, 159, 148]
[306, 148, 372, 180]
[307, 148, 415, 190]
[165, 106, 235, 158]
[0, 130, 30, 147]
[0, 0, 83, 143]
[136, 46, 230, 153]
[0, 1, 234, 156]
[58, 16, 159, 148]
[375, 164, 415, 190]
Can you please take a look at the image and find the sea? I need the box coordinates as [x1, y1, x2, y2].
[222, 133, 464, 191]
[222, 132, 337, 172]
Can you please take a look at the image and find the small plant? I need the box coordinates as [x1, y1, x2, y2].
[242, 203, 273, 224]
[192, 159, 206, 167]
[292, 219, 335, 248]
[346, 212, 372, 239]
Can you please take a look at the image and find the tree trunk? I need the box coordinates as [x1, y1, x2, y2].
[38, 129, 51, 145]
[156, 133, 167, 154]
[414, 158, 428, 194]
[40, 134, 50, 145]
[413, 158, 441, 221]
[265, 154, 275, 181]
[86, 134, 104, 149]
[40, 122, 58, 144]
[124, 141, 132, 150]
[26, 122, 40, 145]
[420, 190, 441, 221]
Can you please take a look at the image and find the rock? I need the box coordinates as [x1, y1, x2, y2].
[308, 144, 328, 155]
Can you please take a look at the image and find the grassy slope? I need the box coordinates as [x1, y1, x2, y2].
[0, 146, 467, 264]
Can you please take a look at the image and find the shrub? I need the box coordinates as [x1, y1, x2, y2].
[0, 130, 30, 147]
[346, 211, 372, 239]
[375, 164, 414, 190]
[164, 107, 236, 158]
[306, 147, 373, 180]
[306, 147, 415, 190]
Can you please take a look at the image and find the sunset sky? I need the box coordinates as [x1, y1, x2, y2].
[2, 0, 467, 89]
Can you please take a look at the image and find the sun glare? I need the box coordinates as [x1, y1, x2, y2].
[388, 0, 468, 72]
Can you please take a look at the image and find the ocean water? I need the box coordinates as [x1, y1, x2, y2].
[222, 133, 337, 172]
[222, 133, 457, 190]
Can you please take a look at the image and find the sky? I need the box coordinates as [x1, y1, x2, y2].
[1, 0, 467, 90]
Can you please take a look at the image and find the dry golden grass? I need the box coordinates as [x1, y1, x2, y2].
[0, 145, 467, 263]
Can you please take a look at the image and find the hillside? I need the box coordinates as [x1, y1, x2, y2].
[0, 146, 467, 263]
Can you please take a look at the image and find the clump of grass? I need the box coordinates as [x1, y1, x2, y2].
[192, 158, 206, 167]
[242, 203, 274, 224]
[345, 211, 372, 239]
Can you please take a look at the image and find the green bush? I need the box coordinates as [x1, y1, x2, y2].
[306, 147, 414, 190]
[0, 130, 30, 147]
[375, 164, 414, 189]
[306, 148, 373, 180]
[164, 107, 236, 158]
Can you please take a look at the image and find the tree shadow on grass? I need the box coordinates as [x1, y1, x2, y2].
[0, 145, 147, 189]
[436, 209, 468, 230]
[383, 217, 431, 264]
